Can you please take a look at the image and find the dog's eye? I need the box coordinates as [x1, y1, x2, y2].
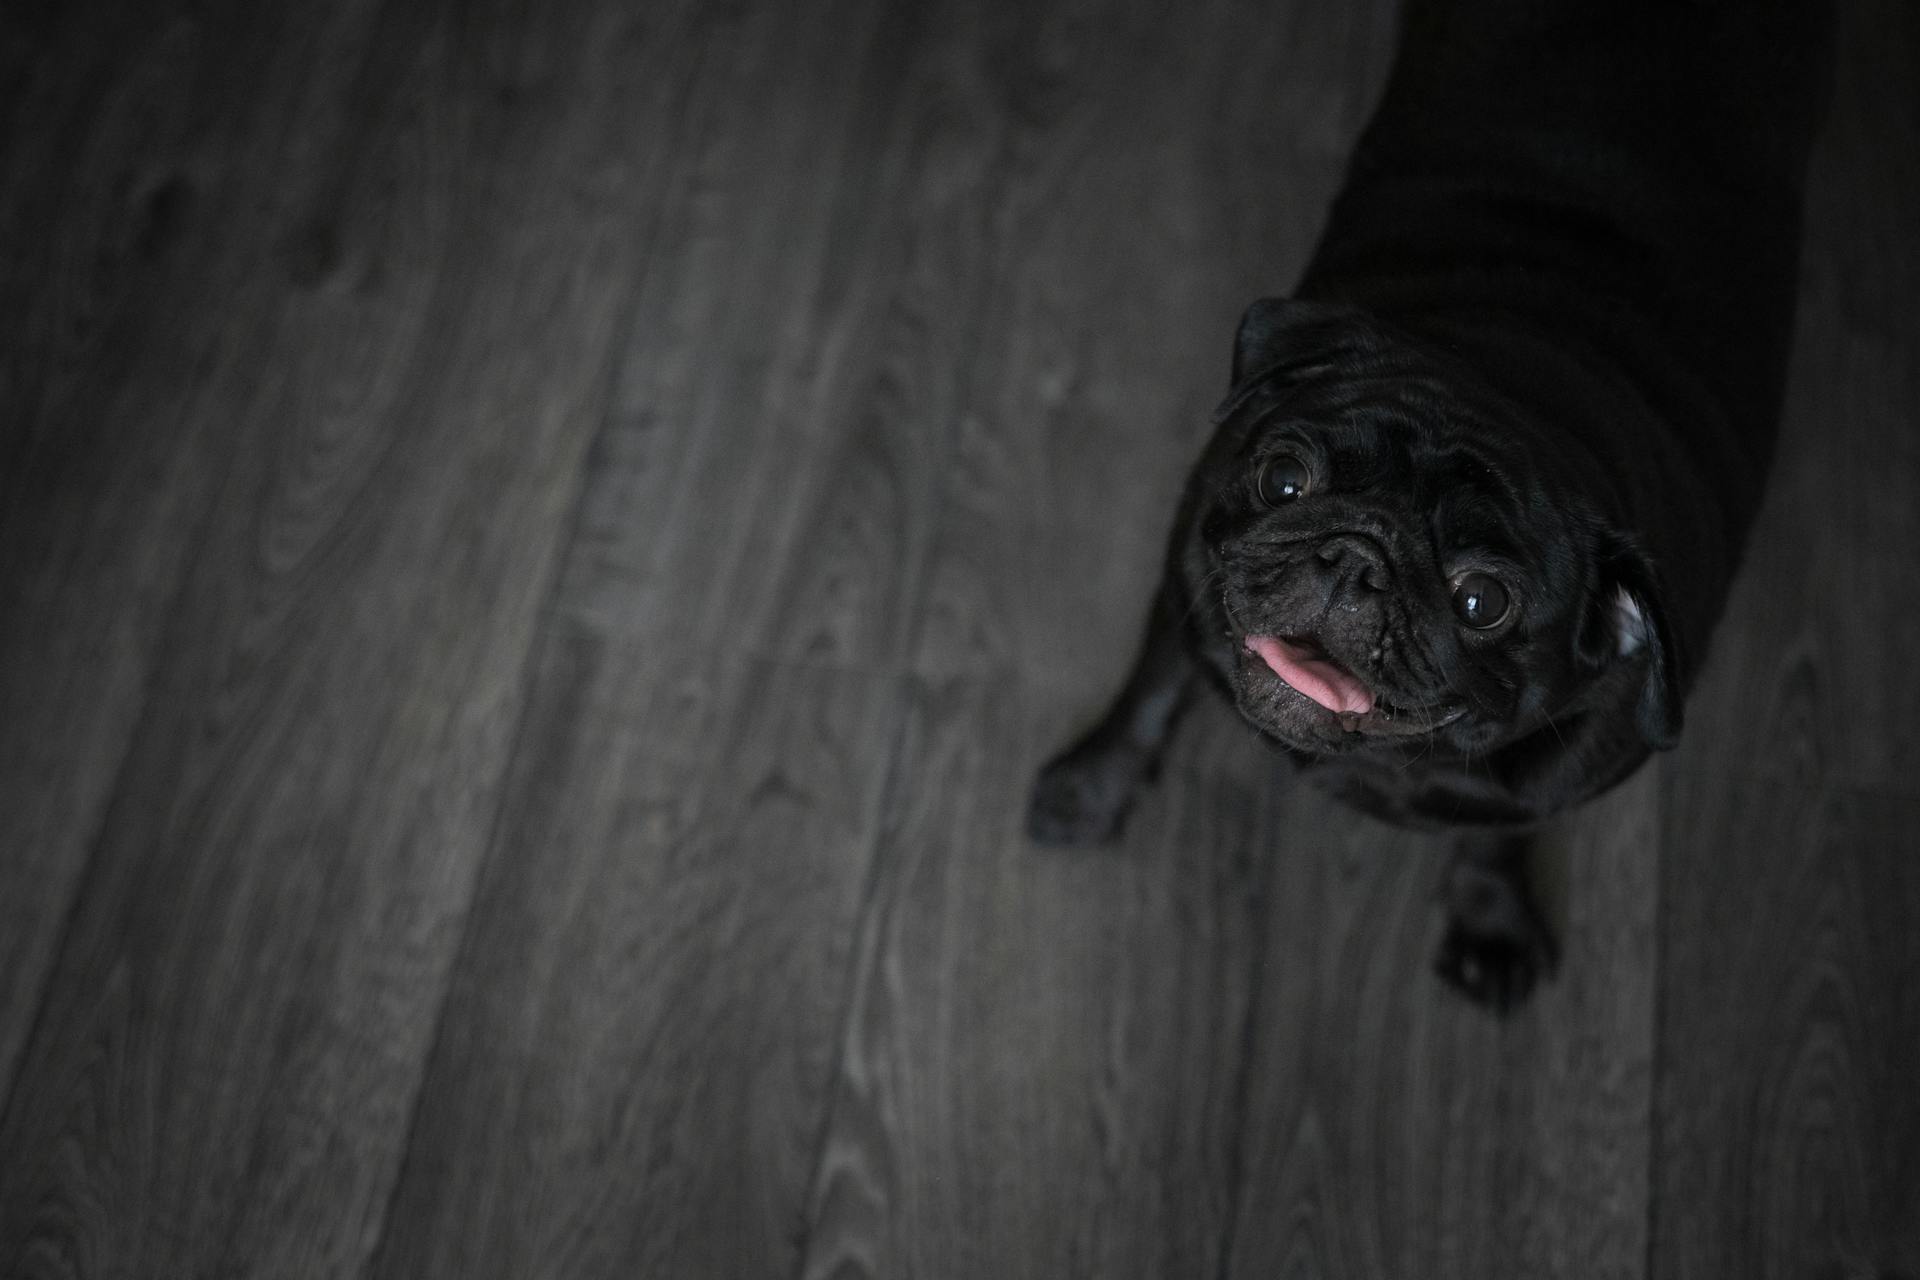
[1451, 572, 1511, 629]
[1257, 455, 1311, 506]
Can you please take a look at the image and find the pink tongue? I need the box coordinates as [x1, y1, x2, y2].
[1244, 635, 1375, 715]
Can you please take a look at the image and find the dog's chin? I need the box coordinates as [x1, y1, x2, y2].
[1229, 634, 1469, 753]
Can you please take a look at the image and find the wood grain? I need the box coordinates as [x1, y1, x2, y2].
[1652, 779, 1920, 1280]
[372, 1, 1015, 1275]
[553, 0, 1012, 670]
[0, 0, 391, 1114]
[797, 687, 1282, 1280]
[369, 635, 901, 1280]
[0, 0, 714, 1273]
[1212, 766, 1659, 1280]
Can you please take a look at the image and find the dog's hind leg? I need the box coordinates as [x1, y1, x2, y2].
[1027, 582, 1197, 846]
[1433, 831, 1559, 1013]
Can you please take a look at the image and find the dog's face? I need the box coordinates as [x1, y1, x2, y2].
[1194, 300, 1681, 761]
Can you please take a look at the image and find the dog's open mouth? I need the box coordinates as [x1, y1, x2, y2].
[1241, 632, 1465, 737]
[1245, 634, 1374, 715]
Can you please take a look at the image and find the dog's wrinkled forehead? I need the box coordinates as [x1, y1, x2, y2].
[1238, 379, 1559, 525]
[1218, 300, 1588, 492]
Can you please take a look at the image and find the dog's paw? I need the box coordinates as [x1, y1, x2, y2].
[1433, 918, 1559, 1014]
[1025, 738, 1148, 847]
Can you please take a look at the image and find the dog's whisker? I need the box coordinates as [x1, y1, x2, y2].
[1177, 568, 1227, 630]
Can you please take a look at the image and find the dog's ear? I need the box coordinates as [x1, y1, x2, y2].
[1579, 535, 1684, 750]
[1233, 297, 1312, 386]
[1216, 298, 1371, 421]
[1230, 296, 1363, 385]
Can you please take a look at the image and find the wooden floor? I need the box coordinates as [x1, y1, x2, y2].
[2, 0, 1915, 1275]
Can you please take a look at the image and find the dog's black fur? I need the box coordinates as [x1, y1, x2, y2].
[1029, 0, 1833, 1011]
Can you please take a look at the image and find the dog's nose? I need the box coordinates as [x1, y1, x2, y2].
[1315, 533, 1394, 592]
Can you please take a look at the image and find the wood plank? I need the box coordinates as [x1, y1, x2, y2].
[0, 0, 392, 1114]
[0, 1, 715, 1273]
[1213, 766, 1659, 1280]
[370, 1, 1016, 1273]
[798, 686, 1280, 1280]
[550, 0, 1018, 671]
[1651, 779, 1920, 1279]
[369, 637, 901, 1279]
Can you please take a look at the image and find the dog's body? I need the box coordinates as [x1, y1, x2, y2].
[1030, 0, 1833, 1008]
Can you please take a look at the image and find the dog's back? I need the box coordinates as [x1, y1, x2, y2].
[1297, 0, 1834, 673]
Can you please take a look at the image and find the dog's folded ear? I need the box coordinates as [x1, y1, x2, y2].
[1580, 535, 1685, 751]
[1217, 297, 1375, 420]
[1233, 297, 1325, 386]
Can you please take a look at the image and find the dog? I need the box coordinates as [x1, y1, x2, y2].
[1028, 0, 1833, 1010]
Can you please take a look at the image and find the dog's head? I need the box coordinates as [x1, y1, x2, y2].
[1197, 298, 1682, 760]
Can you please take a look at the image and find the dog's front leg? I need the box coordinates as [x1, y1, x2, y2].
[1433, 832, 1559, 1013]
[1027, 582, 1197, 846]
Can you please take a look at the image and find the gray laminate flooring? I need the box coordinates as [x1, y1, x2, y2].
[2, 0, 1915, 1275]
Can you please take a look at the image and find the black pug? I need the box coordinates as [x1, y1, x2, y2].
[1029, 0, 1833, 1011]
